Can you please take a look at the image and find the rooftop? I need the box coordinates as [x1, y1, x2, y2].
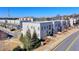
[22, 21, 53, 24]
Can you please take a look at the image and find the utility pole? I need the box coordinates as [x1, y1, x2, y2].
[5, 8, 10, 27]
[8, 8, 10, 18]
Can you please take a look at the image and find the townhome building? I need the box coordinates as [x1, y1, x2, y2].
[22, 21, 53, 40]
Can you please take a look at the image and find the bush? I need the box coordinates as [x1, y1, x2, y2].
[13, 46, 27, 51]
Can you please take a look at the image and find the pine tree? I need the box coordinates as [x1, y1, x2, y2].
[20, 29, 31, 50]
[19, 34, 26, 49]
[25, 29, 32, 50]
[32, 30, 40, 48]
[32, 30, 38, 40]
[20, 29, 40, 50]
[19, 34, 24, 42]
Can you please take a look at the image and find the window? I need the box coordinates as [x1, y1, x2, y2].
[41, 26, 43, 30]
[55, 22, 57, 27]
[44, 26, 46, 29]
[49, 32, 51, 35]
[49, 25, 51, 29]
[47, 26, 49, 29]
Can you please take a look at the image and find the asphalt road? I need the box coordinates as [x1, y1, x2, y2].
[52, 31, 79, 51]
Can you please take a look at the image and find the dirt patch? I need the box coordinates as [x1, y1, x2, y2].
[0, 35, 22, 51]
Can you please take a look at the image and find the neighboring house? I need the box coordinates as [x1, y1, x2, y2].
[69, 17, 78, 27]
[52, 20, 69, 33]
[65, 20, 71, 28]
[69, 18, 74, 27]
[60, 20, 67, 31]
[22, 21, 53, 40]
[6, 19, 21, 25]
[19, 17, 33, 22]
[0, 17, 32, 29]
[52, 20, 60, 34]
[0, 20, 6, 23]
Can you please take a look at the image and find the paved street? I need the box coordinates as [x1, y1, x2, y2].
[53, 31, 79, 51]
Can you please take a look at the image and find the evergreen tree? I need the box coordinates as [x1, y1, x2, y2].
[32, 30, 38, 40]
[25, 29, 32, 50]
[19, 34, 26, 49]
[20, 29, 41, 50]
[32, 30, 41, 48]
[20, 29, 32, 50]
[19, 33, 24, 42]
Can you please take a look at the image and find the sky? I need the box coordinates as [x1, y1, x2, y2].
[0, 7, 79, 17]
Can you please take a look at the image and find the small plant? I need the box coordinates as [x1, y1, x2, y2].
[13, 46, 27, 51]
